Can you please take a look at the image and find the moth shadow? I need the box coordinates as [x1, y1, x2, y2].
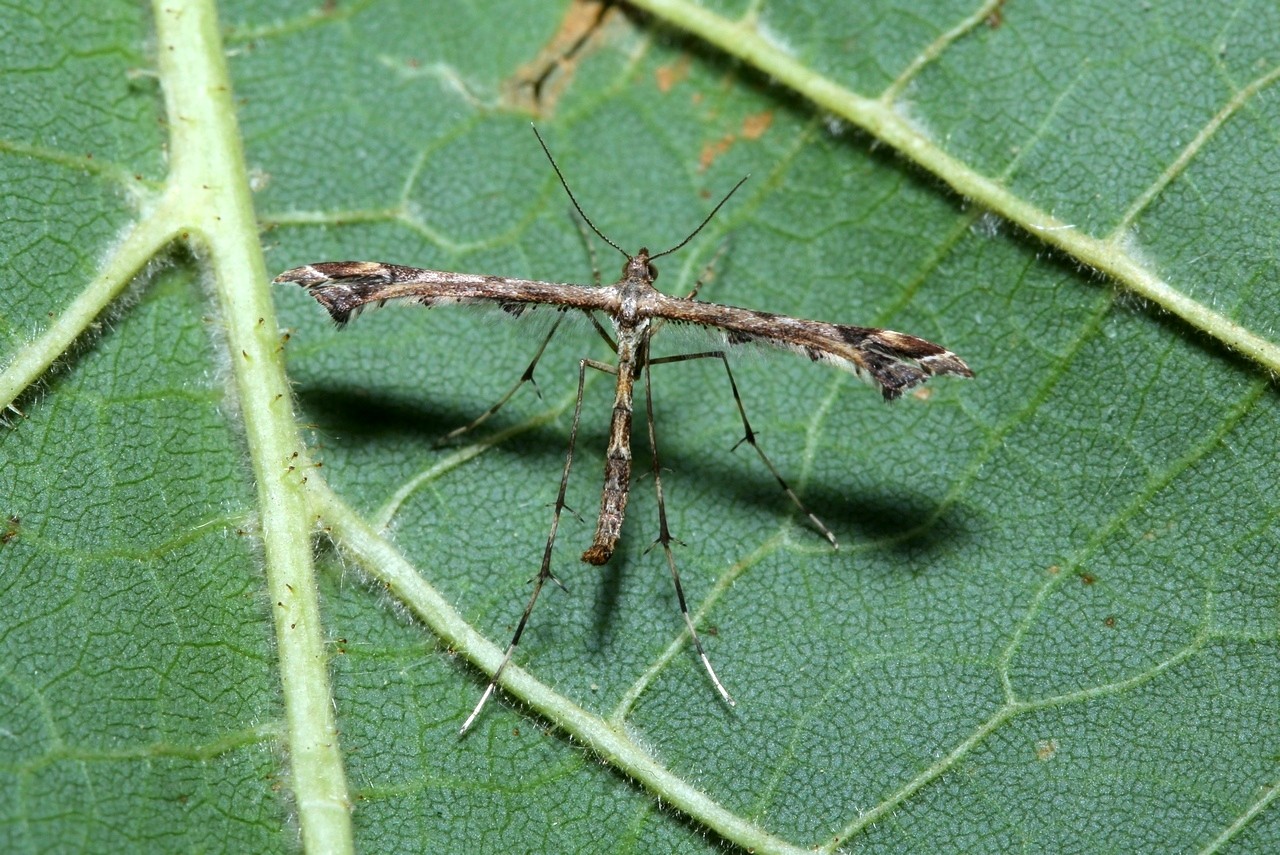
[655, 442, 974, 563]
[294, 384, 461, 440]
[804, 481, 972, 559]
[293, 383, 572, 458]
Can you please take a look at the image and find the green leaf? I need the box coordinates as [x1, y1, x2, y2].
[2, 1, 1277, 853]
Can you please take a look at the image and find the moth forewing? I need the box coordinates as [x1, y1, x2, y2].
[642, 293, 973, 400]
[274, 261, 622, 326]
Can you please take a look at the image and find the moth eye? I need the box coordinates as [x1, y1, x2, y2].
[648, 263, 658, 280]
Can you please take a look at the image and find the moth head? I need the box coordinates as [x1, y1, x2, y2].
[625, 248, 658, 282]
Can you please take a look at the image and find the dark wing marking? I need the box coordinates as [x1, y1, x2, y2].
[274, 261, 620, 325]
[649, 294, 973, 400]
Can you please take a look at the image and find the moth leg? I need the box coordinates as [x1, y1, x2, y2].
[460, 356, 616, 734]
[439, 314, 566, 443]
[586, 312, 617, 352]
[648, 350, 839, 549]
[641, 337, 734, 707]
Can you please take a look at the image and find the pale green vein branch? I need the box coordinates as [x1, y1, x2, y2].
[833, 643, 1201, 849]
[261, 200, 532, 255]
[153, 2, 354, 852]
[0, 214, 177, 412]
[307, 478, 810, 855]
[611, 534, 785, 721]
[1198, 775, 1280, 855]
[1118, 62, 1280, 231]
[882, 0, 1007, 102]
[830, 707, 1012, 849]
[628, 0, 1280, 374]
[223, 0, 377, 43]
[0, 139, 159, 198]
[372, 403, 566, 530]
[265, 205, 406, 228]
[16, 721, 284, 771]
[996, 375, 1265, 688]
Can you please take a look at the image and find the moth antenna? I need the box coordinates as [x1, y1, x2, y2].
[650, 174, 749, 261]
[531, 124, 629, 260]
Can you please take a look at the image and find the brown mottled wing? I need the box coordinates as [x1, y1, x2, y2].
[274, 261, 619, 325]
[650, 294, 973, 400]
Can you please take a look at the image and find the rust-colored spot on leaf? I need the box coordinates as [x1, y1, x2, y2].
[656, 55, 691, 93]
[694, 112, 773, 172]
[741, 111, 773, 140]
[699, 134, 734, 171]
